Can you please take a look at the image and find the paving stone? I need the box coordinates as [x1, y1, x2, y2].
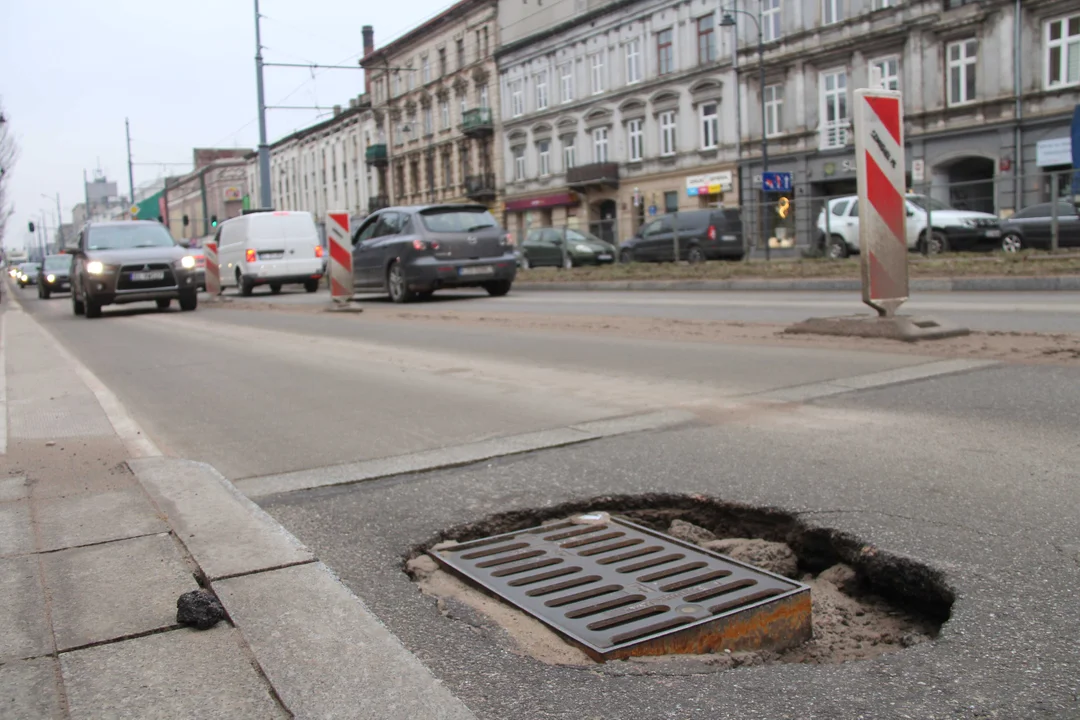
[0, 657, 64, 719]
[0, 501, 33, 557]
[0, 555, 51, 661]
[34, 487, 166, 552]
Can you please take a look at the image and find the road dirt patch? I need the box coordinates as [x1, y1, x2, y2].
[405, 495, 949, 671]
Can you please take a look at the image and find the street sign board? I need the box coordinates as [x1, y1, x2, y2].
[130, 205, 140, 217]
[854, 86, 908, 317]
[648, 205, 657, 216]
[1071, 104, 1080, 200]
[911, 159, 924, 184]
[762, 172, 792, 192]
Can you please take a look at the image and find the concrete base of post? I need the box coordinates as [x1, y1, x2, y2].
[199, 294, 231, 305]
[784, 314, 969, 342]
[324, 299, 363, 313]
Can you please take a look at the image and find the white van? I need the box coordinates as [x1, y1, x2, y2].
[216, 211, 325, 295]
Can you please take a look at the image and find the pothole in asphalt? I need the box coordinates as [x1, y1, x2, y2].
[405, 494, 953, 671]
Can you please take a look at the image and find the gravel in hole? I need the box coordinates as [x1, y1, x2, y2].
[405, 494, 953, 670]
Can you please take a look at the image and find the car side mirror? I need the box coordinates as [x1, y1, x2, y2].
[906, 208, 914, 217]
[178, 240, 191, 249]
[552, 238, 563, 245]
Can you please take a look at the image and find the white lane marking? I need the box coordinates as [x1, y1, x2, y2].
[6, 287, 161, 458]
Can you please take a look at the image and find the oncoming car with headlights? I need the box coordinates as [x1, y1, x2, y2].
[70, 221, 200, 318]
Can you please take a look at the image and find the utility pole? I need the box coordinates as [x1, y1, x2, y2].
[83, 169, 91, 223]
[254, 0, 272, 209]
[40, 210, 48, 257]
[55, 193, 63, 247]
[125, 117, 135, 217]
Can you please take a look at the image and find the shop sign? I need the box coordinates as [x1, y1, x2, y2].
[504, 192, 579, 212]
[1036, 137, 1072, 167]
[685, 171, 733, 197]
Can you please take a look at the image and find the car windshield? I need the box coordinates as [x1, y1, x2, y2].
[566, 229, 605, 244]
[44, 256, 71, 271]
[21, 264, 40, 272]
[87, 224, 176, 250]
[419, 209, 499, 233]
[906, 195, 953, 212]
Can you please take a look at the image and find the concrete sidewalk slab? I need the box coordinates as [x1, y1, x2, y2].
[0, 657, 64, 719]
[60, 626, 288, 720]
[0, 555, 51, 662]
[0, 476, 28, 503]
[130, 457, 313, 580]
[42, 533, 197, 652]
[34, 486, 167, 553]
[0, 501, 33, 557]
[215, 562, 478, 720]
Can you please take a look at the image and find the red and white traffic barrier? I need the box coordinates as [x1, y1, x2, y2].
[326, 212, 352, 304]
[854, 80, 907, 317]
[203, 240, 221, 296]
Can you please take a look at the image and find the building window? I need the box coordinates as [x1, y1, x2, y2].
[664, 191, 678, 213]
[563, 136, 576, 169]
[479, 85, 489, 109]
[871, 56, 900, 91]
[442, 153, 453, 188]
[422, 56, 431, 84]
[394, 73, 403, 97]
[513, 146, 526, 180]
[538, 140, 551, 176]
[763, 0, 781, 42]
[482, 27, 490, 56]
[590, 52, 605, 94]
[700, 102, 718, 148]
[410, 161, 420, 194]
[820, 69, 848, 149]
[560, 63, 575, 102]
[657, 29, 674, 75]
[1046, 14, 1080, 88]
[459, 95, 468, 123]
[536, 71, 549, 110]
[872, 0, 891, 8]
[511, 80, 524, 117]
[947, 39, 977, 105]
[441, 100, 450, 129]
[626, 38, 642, 83]
[627, 119, 644, 161]
[660, 110, 676, 156]
[438, 48, 447, 76]
[406, 66, 414, 91]
[698, 15, 716, 64]
[593, 127, 609, 162]
[423, 107, 433, 136]
[764, 84, 784, 136]
[823, 0, 843, 26]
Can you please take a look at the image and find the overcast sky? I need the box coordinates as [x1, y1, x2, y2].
[0, 0, 452, 251]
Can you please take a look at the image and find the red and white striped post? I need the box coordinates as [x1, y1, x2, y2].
[854, 77, 907, 317]
[203, 240, 221, 296]
[326, 212, 352, 305]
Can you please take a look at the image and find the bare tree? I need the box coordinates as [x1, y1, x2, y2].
[0, 97, 18, 248]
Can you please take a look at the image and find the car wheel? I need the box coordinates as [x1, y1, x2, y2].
[179, 289, 198, 311]
[827, 235, 849, 259]
[72, 291, 85, 316]
[619, 249, 634, 264]
[85, 298, 102, 319]
[386, 261, 413, 304]
[484, 280, 512, 297]
[156, 299, 171, 310]
[304, 279, 319, 293]
[922, 231, 949, 256]
[238, 271, 254, 296]
[1001, 233, 1023, 253]
[269, 283, 282, 294]
[687, 246, 705, 265]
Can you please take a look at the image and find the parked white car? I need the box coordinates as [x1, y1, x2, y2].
[216, 211, 325, 295]
[815, 194, 1001, 258]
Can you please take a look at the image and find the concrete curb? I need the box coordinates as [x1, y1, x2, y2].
[514, 275, 1080, 293]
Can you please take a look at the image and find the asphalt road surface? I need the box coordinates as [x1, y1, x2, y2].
[10, 283, 1080, 719]
[230, 286, 1080, 334]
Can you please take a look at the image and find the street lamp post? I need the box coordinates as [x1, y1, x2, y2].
[720, 9, 769, 260]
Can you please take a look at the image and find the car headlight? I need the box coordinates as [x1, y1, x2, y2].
[574, 244, 594, 253]
[961, 219, 976, 228]
[86, 261, 105, 275]
[47, 274, 56, 283]
[179, 255, 196, 269]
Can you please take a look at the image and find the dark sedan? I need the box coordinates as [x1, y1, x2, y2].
[999, 201, 1080, 252]
[351, 204, 517, 303]
[520, 228, 616, 269]
[37, 254, 73, 299]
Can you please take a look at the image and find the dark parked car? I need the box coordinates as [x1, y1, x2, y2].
[351, 204, 517, 303]
[999, 201, 1080, 252]
[619, 208, 744, 264]
[520, 228, 616, 269]
[37, 254, 72, 298]
[71, 221, 200, 318]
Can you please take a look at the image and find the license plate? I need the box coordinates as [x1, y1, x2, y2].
[131, 271, 164, 281]
[459, 265, 493, 276]
[260, 252, 284, 260]
[984, 229, 1001, 238]
[597, 254, 612, 261]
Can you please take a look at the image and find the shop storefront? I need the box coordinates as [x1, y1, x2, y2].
[503, 191, 580, 239]
[1036, 137, 1075, 203]
[618, 166, 738, 240]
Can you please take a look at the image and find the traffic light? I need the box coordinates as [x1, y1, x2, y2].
[210, 215, 218, 228]
[28, 221, 35, 233]
[182, 215, 190, 227]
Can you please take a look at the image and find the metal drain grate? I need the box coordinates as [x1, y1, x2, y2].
[431, 512, 811, 661]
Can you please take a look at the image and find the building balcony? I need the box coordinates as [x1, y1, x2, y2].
[365, 144, 388, 167]
[368, 195, 390, 213]
[464, 173, 497, 201]
[566, 162, 619, 189]
[461, 108, 494, 137]
[819, 122, 850, 151]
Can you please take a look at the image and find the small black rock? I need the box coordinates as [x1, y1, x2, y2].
[176, 589, 226, 630]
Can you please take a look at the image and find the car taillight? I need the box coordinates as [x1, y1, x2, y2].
[707, 225, 717, 241]
[412, 239, 440, 252]
[245, 248, 257, 263]
[504, 232, 515, 246]
[315, 245, 324, 258]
